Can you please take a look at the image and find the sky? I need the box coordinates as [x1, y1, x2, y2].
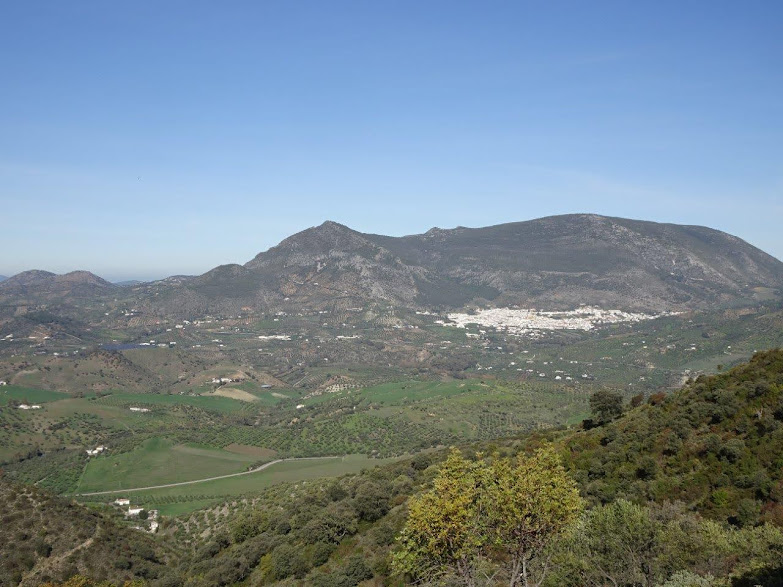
[1, 1, 781, 281]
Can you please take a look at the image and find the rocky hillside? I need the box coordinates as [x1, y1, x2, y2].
[370, 214, 783, 310]
[177, 215, 783, 315]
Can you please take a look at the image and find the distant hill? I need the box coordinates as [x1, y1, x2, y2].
[0, 270, 115, 300]
[114, 279, 144, 287]
[0, 275, 7, 282]
[3, 215, 782, 317]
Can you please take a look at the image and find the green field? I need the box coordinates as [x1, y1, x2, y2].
[0, 385, 70, 406]
[93, 390, 248, 413]
[356, 380, 477, 404]
[75, 437, 259, 493]
[78, 454, 399, 515]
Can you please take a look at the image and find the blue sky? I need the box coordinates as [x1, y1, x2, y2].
[1, 1, 781, 280]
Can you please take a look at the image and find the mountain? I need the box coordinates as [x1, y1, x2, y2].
[369, 214, 783, 310]
[166, 215, 783, 315]
[3, 215, 782, 318]
[0, 275, 7, 282]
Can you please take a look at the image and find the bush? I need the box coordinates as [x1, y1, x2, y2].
[310, 541, 335, 567]
[353, 481, 391, 522]
[268, 543, 308, 580]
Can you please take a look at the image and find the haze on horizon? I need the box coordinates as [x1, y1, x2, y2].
[2, 1, 781, 282]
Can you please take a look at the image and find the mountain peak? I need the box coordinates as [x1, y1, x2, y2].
[246, 221, 366, 268]
[55, 271, 113, 287]
[318, 220, 350, 230]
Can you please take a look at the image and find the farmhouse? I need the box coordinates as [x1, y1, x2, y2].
[18, 404, 42, 410]
[86, 445, 107, 456]
[127, 507, 144, 517]
[129, 407, 150, 413]
[114, 498, 130, 506]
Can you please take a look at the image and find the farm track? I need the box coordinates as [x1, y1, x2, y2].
[73, 455, 342, 496]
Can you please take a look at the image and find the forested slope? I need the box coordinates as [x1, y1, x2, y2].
[563, 349, 783, 526]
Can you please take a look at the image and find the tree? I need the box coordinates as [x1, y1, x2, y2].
[353, 480, 391, 522]
[301, 502, 357, 544]
[484, 445, 584, 587]
[393, 449, 486, 586]
[267, 543, 308, 580]
[393, 446, 583, 587]
[590, 390, 624, 425]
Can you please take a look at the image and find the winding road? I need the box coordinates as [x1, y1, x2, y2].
[75, 455, 342, 496]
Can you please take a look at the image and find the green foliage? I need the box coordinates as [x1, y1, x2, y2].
[394, 446, 583, 586]
[394, 450, 486, 584]
[267, 543, 308, 580]
[658, 571, 715, 587]
[589, 389, 624, 425]
[563, 349, 783, 526]
[0, 481, 169, 586]
[547, 500, 783, 587]
[353, 479, 391, 522]
[484, 445, 584, 586]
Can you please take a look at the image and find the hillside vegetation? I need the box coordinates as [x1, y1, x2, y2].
[6, 351, 783, 586]
[563, 349, 783, 526]
[0, 482, 172, 586]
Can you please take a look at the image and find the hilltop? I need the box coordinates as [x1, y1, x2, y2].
[0, 270, 115, 301]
